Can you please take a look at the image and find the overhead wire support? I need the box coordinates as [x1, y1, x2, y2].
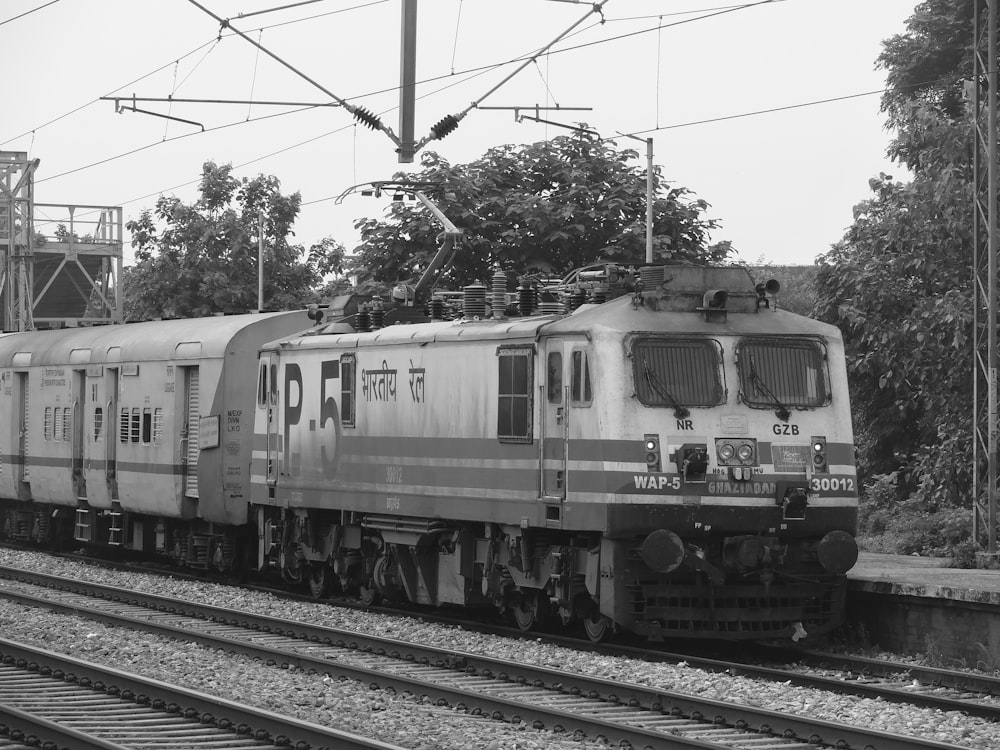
[114, 97, 205, 131]
[477, 104, 592, 118]
[513, 113, 597, 134]
[237, 0, 328, 20]
[412, 0, 610, 153]
[102, 96, 339, 108]
[184, 0, 401, 146]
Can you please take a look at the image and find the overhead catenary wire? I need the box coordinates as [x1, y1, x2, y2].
[34, 103, 323, 185]
[628, 87, 890, 136]
[414, 0, 610, 151]
[248, 29, 264, 120]
[0, 2, 379, 147]
[185, 0, 399, 144]
[0, 0, 60, 28]
[3, 0, 779, 151]
[18, 0, 873, 223]
[0, 37, 219, 148]
[450, 0, 464, 76]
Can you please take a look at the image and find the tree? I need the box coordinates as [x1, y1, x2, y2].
[813, 1, 977, 554]
[124, 162, 345, 320]
[349, 131, 729, 291]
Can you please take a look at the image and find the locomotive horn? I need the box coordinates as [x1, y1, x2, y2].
[755, 279, 780, 297]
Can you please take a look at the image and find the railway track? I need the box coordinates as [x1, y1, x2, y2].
[523, 635, 1000, 720]
[0, 634, 404, 750]
[0, 563, 978, 750]
[22, 545, 1000, 711]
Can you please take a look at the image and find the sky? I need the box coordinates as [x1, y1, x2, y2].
[1, 0, 918, 269]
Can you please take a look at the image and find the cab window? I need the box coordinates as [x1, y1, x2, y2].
[632, 338, 724, 407]
[570, 349, 592, 405]
[737, 337, 829, 408]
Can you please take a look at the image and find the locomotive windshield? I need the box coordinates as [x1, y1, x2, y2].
[737, 337, 829, 408]
[632, 338, 724, 407]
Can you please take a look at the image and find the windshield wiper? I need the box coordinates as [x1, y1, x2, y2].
[747, 354, 791, 421]
[641, 357, 690, 419]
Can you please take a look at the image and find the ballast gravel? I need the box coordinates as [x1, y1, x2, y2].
[0, 548, 997, 750]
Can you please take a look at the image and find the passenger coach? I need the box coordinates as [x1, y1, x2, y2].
[0, 311, 311, 566]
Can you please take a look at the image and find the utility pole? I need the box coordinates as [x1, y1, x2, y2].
[972, 0, 1000, 564]
[398, 0, 417, 163]
[258, 207, 265, 313]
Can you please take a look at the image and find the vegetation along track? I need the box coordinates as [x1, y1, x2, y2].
[0, 563, 978, 750]
[0, 634, 403, 750]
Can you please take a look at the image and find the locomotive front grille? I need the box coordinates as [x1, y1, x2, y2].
[629, 582, 844, 636]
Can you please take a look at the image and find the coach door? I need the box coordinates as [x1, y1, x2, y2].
[71, 369, 86, 499]
[540, 339, 568, 516]
[15, 371, 29, 491]
[106, 367, 119, 500]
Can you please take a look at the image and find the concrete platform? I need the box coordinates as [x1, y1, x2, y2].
[844, 553, 1000, 666]
[849, 552, 1000, 604]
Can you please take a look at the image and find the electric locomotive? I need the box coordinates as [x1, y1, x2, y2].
[251, 263, 858, 641]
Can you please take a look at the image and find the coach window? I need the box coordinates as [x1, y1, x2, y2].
[130, 408, 141, 443]
[153, 408, 164, 445]
[94, 407, 103, 442]
[141, 408, 153, 445]
[497, 346, 533, 443]
[570, 349, 592, 406]
[54, 408, 65, 442]
[44, 407, 53, 441]
[547, 352, 562, 403]
[269, 363, 278, 406]
[341, 354, 356, 427]
[120, 407, 130, 443]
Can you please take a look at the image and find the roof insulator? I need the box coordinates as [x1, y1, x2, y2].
[431, 114, 460, 140]
[351, 106, 384, 131]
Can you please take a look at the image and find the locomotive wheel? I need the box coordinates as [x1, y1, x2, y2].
[358, 580, 380, 607]
[583, 611, 611, 643]
[372, 555, 400, 602]
[512, 592, 537, 632]
[308, 564, 331, 599]
[280, 544, 304, 586]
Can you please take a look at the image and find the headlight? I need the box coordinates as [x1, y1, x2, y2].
[718, 442, 735, 461]
[737, 443, 755, 462]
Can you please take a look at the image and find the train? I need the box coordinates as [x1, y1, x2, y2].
[0, 261, 858, 642]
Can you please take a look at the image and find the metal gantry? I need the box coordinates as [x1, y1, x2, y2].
[973, 0, 999, 560]
[0, 152, 38, 331]
[0, 151, 123, 331]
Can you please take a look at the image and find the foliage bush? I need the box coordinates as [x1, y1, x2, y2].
[857, 471, 975, 565]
